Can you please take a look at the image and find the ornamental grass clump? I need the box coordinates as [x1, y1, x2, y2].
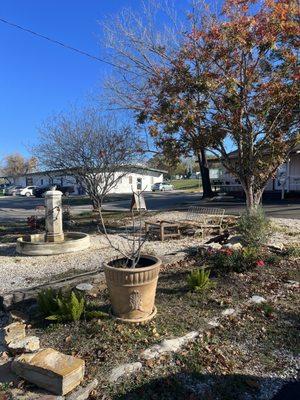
[37, 289, 85, 322]
[187, 268, 215, 293]
[237, 208, 270, 248]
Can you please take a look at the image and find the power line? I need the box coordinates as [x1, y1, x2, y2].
[0, 16, 120, 70]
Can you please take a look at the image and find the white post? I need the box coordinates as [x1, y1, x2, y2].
[45, 189, 64, 243]
[286, 155, 291, 193]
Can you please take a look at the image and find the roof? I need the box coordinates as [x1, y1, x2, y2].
[209, 142, 300, 162]
[1, 164, 167, 179]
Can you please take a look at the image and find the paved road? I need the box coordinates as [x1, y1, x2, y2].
[0, 192, 300, 222]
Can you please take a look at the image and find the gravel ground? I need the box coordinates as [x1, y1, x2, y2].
[0, 213, 299, 295]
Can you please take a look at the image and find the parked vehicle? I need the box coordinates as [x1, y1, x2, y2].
[4, 185, 23, 195]
[0, 183, 10, 194]
[33, 185, 74, 198]
[16, 186, 38, 197]
[151, 182, 174, 192]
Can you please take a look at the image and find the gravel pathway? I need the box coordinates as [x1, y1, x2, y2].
[0, 214, 299, 295]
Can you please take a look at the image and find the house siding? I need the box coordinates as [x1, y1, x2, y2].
[10, 169, 164, 194]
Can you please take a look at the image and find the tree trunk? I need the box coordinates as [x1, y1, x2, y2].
[197, 148, 214, 198]
[244, 185, 263, 212]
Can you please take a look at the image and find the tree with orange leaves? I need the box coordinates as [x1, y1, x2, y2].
[139, 0, 299, 209]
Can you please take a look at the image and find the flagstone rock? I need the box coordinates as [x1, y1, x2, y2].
[221, 308, 236, 317]
[249, 295, 266, 304]
[0, 322, 26, 345]
[8, 336, 40, 354]
[11, 348, 85, 396]
[285, 280, 299, 288]
[141, 331, 199, 360]
[66, 378, 98, 399]
[207, 318, 220, 328]
[75, 283, 94, 293]
[109, 362, 142, 383]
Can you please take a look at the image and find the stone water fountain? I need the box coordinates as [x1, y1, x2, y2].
[16, 188, 90, 256]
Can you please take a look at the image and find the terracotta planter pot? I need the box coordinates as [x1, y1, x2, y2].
[104, 255, 161, 323]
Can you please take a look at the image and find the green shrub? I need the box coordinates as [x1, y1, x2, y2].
[237, 208, 270, 248]
[37, 288, 59, 316]
[187, 268, 215, 292]
[207, 247, 265, 273]
[37, 289, 85, 322]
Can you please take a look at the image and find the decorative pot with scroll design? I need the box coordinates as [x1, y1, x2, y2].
[104, 255, 161, 323]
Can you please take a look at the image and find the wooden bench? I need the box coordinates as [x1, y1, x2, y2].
[181, 207, 225, 239]
[145, 220, 181, 241]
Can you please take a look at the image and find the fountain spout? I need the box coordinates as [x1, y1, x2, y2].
[45, 189, 65, 243]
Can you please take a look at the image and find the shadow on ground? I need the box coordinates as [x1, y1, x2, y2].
[112, 372, 300, 400]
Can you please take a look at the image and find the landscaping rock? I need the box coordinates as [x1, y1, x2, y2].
[285, 280, 299, 288]
[221, 308, 236, 317]
[8, 336, 40, 354]
[66, 378, 98, 400]
[249, 295, 266, 304]
[207, 318, 220, 328]
[0, 322, 26, 345]
[11, 348, 85, 396]
[109, 362, 142, 383]
[141, 331, 199, 360]
[75, 283, 94, 292]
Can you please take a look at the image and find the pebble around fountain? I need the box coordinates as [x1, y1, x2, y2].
[16, 189, 90, 256]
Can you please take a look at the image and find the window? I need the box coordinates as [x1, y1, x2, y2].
[128, 176, 133, 185]
[40, 179, 43, 185]
[137, 178, 142, 190]
[26, 177, 33, 185]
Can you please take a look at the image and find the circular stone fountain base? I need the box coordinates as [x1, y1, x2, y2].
[16, 232, 90, 256]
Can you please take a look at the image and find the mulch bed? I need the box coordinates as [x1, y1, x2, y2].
[19, 254, 299, 399]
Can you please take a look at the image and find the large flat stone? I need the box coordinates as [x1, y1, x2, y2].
[8, 336, 40, 354]
[0, 322, 26, 345]
[11, 348, 85, 396]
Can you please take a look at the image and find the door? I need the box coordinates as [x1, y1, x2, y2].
[137, 178, 142, 191]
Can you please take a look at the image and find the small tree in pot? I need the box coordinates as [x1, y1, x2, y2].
[34, 107, 161, 323]
[99, 190, 161, 323]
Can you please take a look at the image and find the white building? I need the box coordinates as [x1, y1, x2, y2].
[3, 165, 165, 194]
[212, 144, 300, 195]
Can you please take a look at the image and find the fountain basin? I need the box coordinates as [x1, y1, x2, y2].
[16, 232, 90, 256]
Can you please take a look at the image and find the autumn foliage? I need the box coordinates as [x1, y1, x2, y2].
[139, 0, 299, 209]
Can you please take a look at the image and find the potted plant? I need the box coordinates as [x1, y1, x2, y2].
[99, 190, 161, 323]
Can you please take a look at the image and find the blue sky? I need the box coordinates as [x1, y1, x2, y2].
[2, 0, 184, 159]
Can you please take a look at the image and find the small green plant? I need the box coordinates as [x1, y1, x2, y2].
[237, 207, 270, 248]
[37, 288, 59, 316]
[187, 268, 215, 292]
[37, 289, 85, 322]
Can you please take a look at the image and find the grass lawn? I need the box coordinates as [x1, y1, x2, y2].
[171, 179, 201, 191]
[17, 252, 298, 400]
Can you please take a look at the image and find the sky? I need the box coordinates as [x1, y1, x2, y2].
[0, 0, 191, 160]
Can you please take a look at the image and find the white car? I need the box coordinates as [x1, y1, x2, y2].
[16, 186, 37, 197]
[151, 182, 174, 191]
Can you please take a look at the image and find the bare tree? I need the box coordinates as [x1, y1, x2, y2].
[1, 153, 38, 183]
[102, 0, 215, 197]
[103, 0, 182, 112]
[33, 108, 143, 210]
